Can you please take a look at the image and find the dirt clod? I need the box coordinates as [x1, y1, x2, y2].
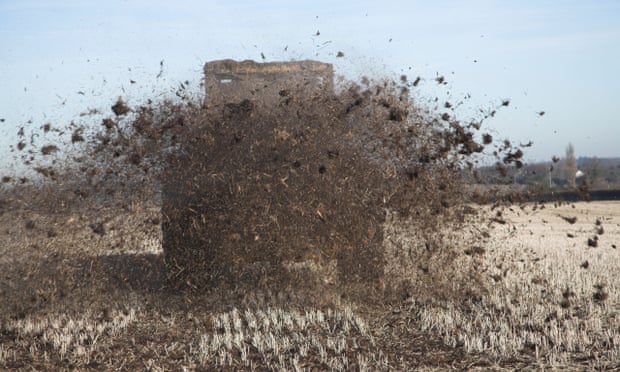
[111, 97, 131, 116]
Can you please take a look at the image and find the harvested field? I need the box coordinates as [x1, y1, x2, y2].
[417, 201, 620, 369]
[1, 198, 619, 370]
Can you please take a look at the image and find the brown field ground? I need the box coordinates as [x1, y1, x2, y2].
[1, 200, 619, 370]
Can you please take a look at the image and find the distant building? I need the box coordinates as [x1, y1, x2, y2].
[576, 169, 586, 186]
[203, 59, 334, 107]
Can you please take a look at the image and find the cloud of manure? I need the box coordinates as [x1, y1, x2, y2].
[2, 61, 520, 305]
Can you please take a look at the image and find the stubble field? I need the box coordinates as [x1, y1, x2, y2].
[1, 197, 618, 370]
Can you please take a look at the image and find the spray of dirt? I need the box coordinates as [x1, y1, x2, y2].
[1, 60, 525, 305]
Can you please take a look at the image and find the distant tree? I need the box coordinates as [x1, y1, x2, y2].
[605, 170, 618, 185]
[583, 157, 601, 187]
[563, 143, 577, 188]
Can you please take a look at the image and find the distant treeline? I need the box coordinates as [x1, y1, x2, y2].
[472, 157, 620, 191]
[538, 189, 620, 202]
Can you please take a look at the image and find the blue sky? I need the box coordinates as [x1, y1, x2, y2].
[1, 0, 619, 169]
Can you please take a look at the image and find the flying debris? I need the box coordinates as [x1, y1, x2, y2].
[40, 145, 59, 155]
[587, 236, 598, 247]
[596, 225, 604, 235]
[157, 60, 164, 78]
[102, 118, 116, 129]
[111, 98, 131, 116]
[560, 216, 577, 224]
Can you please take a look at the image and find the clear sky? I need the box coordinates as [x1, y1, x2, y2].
[1, 0, 619, 169]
